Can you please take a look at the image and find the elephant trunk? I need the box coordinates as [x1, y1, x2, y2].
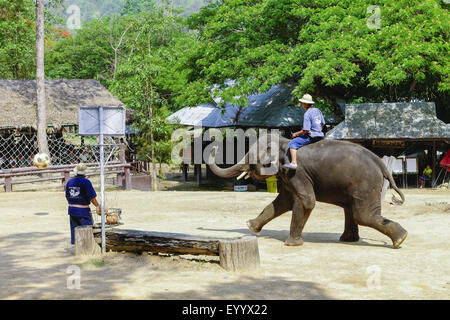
[208, 147, 250, 178]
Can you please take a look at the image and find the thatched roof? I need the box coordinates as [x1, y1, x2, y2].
[0, 79, 125, 130]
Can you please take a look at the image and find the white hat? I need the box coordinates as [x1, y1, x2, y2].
[299, 94, 315, 105]
[73, 163, 88, 176]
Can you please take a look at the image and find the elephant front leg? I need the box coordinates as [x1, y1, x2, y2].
[285, 200, 312, 246]
[247, 185, 293, 233]
[340, 207, 360, 242]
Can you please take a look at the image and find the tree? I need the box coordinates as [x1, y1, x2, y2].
[0, 0, 68, 80]
[45, 18, 115, 83]
[35, 0, 65, 155]
[107, 10, 188, 190]
[0, 0, 36, 79]
[121, 0, 156, 15]
[181, 0, 449, 119]
[46, 9, 190, 187]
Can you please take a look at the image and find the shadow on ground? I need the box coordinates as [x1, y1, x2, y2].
[0, 230, 333, 299]
[149, 275, 332, 300]
[197, 227, 390, 248]
[0, 231, 127, 299]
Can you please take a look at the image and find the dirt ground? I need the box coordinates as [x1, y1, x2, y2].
[0, 187, 449, 300]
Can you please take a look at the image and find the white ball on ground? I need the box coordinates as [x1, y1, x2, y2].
[33, 153, 51, 169]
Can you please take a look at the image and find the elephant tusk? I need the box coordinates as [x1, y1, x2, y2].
[236, 171, 247, 180]
[244, 174, 251, 179]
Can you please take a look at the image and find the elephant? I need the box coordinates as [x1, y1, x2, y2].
[208, 134, 408, 249]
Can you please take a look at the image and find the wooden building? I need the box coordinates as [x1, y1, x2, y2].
[326, 102, 450, 186]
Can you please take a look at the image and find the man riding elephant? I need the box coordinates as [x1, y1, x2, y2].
[283, 94, 326, 169]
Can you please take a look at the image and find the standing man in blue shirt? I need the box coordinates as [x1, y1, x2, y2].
[283, 94, 325, 169]
[65, 163, 101, 245]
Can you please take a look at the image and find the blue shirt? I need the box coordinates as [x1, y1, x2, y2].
[65, 177, 97, 217]
[303, 107, 325, 137]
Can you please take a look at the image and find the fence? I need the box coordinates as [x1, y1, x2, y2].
[0, 134, 121, 169]
[0, 162, 132, 192]
[0, 133, 134, 192]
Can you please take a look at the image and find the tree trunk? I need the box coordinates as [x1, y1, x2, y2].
[149, 80, 158, 191]
[36, 0, 49, 155]
[91, 229, 261, 271]
[145, 33, 158, 192]
[93, 229, 220, 255]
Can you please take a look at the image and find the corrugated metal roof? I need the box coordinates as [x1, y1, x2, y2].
[167, 103, 240, 127]
[326, 102, 450, 140]
[167, 85, 341, 128]
[237, 85, 304, 127]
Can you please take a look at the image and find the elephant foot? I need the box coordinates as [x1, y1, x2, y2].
[339, 233, 360, 242]
[392, 231, 408, 249]
[246, 220, 262, 234]
[285, 236, 304, 246]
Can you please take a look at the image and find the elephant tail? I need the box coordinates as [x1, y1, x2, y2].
[376, 156, 405, 205]
[368, 152, 405, 205]
[387, 175, 405, 206]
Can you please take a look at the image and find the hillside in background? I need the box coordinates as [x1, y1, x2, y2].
[55, 0, 208, 22]
[172, 0, 208, 16]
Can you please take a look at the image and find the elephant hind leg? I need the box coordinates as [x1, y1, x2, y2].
[340, 206, 360, 242]
[370, 216, 408, 248]
[353, 202, 407, 248]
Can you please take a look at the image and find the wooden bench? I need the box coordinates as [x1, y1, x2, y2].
[0, 162, 132, 192]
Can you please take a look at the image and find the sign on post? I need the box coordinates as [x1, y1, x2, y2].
[405, 158, 418, 174]
[393, 158, 404, 173]
[79, 106, 126, 136]
[79, 106, 126, 254]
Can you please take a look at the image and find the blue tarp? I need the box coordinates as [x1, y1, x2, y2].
[167, 85, 341, 128]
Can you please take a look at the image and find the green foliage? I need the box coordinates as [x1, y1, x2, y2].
[182, 0, 449, 117]
[0, 0, 36, 78]
[46, 17, 119, 82]
[4, 0, 449, 167]
[121, 0, 157, 15]
[105, 10, 188, 165]
[45, 6, 192, 164]
[0, 0, 66, 79]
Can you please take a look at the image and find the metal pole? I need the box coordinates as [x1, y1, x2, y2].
[99, 106, 106, 254]
[431, 140, 436, 188]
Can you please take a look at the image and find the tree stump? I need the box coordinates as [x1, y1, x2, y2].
[219, 236, 260, 272]
[75, 225, 101, 256]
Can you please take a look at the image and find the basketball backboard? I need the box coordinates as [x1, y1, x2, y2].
[78, 106, 126, 136]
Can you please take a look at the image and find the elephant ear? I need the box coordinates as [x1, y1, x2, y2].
[257, 141, 280, 176]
